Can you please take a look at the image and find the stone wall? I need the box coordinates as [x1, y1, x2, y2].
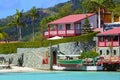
[17, 47, 51, 70]
[58, 41, 95, 55]
[0, 53, 18, 65]
[0, 41, 95, 69]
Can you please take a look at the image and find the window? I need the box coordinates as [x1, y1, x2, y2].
[50, 24, 56, 30]
[106, 50, 109, 55]
[76, 24, 81, 29]
[100, 50, 102, 55]
[106, 36, 111, 41]
[66, 24, 71, 30]
[99, 36, 104, 42]
[113, 50, 116, 55]
[113, 36, 118, 41]
[58, 25, 63, 30]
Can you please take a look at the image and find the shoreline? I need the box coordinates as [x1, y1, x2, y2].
[0, 65, 119, 73]
[0, 65, 45, 73]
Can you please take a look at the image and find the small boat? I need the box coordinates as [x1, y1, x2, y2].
[57, 59, 82, 64]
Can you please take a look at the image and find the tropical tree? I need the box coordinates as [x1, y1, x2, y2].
[40, 15, 57, 33]
[8, 9, 24, 41]
[108, 0, 120, 22]
[0, 30, 9, 41]
[82, 0, 115, 28]
[82, 16, 91, 33]
[0, 32, 4, 41]
[79, 51, 99, 65]
[40, 15, 57, 41]
[26, 6, 39, 41]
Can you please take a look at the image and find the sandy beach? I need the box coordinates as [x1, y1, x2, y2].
[0, 65, 41, 73]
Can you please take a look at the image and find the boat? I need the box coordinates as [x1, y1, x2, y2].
[57, 59, 82, 65]
[53, 59, 83, 71]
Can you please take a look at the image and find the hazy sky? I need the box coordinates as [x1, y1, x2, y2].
[0, 0, 69, 19]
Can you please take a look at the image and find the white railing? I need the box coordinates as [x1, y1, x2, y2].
[44, 30, 80, 37]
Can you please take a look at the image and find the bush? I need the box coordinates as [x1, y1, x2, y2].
[79, 50, 99, 59]
[0, 32, 98, 54]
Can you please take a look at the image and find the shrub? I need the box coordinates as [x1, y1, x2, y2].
[0, 32, 98, 54]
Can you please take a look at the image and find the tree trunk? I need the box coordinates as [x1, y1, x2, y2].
[17, 24, 22, 41]
[19, 26, 22, 41]
[98, 7, 101, 28]
[32, 20, 35, 41]
[111, 12, 114, 23]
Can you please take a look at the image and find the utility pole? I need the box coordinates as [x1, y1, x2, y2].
[49, 42, 53, 70]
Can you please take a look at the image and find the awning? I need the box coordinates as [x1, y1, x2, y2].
[58, 55, 80, 57]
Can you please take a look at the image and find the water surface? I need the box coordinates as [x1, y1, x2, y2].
[0, 71, 119, 80]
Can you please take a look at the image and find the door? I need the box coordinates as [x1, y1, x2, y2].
[53, 51, 57, 65]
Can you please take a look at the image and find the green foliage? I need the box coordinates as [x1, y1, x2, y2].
[74, 9, 82, 14]
[0, 31, 9, 40]
[110, 1, 120, 16]
[40, 15, 57, 33]
[57, 3, 73, 18]
[26, 6, 40, 41]
[80, 50, 99, 59]
[0, 32, 98, 54]
[82, 17, 91, 29]
[82, 0, 116, 13]
[8, 9, 25, 41]
[0, 0, 120, 42]
[17, 54, 24, 66]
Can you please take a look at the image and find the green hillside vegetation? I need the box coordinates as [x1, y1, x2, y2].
[0, 0, 120, 41]
[0, 0, 120, 54]
[0, 0, 85, 41]
[0, 32, 98, 54]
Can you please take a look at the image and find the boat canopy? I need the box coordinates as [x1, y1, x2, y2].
[58, 55, 80, 57]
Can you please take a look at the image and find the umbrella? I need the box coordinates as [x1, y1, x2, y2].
[48, 36, 63, 40]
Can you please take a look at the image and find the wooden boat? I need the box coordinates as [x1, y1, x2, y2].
[57, 59, 82, 64]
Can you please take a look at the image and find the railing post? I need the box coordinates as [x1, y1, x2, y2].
[65, 24, 67, 36]
[104, 36, 106, 47]
[56, 24, 58, 36]
[74, 23, 76, 36]
[111, 36, 113, 46]
[98, 37, 99, 47]
[119, 34, 120, 46]
[48, 24, 50, 38]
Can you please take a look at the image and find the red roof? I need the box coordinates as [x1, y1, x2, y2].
[97, 27, 120, 36]
[48, 13, 95, 24]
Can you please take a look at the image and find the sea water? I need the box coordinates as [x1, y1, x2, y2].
[0, 71, 120, 80]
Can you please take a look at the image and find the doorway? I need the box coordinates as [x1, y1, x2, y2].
[53, 51, 57, 65]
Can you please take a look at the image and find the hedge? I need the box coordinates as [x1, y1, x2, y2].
[0, 32, 98, 54]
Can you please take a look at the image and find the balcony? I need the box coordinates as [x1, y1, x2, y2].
[99, 41, 119, 47]
[44, 29, 81, 38]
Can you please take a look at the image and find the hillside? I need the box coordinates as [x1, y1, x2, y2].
[0, 9, 54, 41]
[0, 0, 119, 41]
[0, 0, 84, 41]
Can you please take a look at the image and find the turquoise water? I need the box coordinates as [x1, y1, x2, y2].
[0, 71, 120, 80]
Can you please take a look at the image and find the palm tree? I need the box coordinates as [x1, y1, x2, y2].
[8, 9, 24, 41]
[90, 0, 106, 28]
[0, 32, 4, 41]
[0, 30, 9, 42]
[27, 6, 39, 41]
[92, 0, 116, 27]
[83, 0, 115, 28]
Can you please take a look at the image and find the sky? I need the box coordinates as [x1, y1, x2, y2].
[0, 0, 69, 19]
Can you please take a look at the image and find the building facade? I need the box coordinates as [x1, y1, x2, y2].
[96, 27, 120, 57]
[44, 13, 97, 38]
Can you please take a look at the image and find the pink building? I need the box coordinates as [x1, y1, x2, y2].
[96, 27, 120, 57]
[44, 13, 97, 38]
